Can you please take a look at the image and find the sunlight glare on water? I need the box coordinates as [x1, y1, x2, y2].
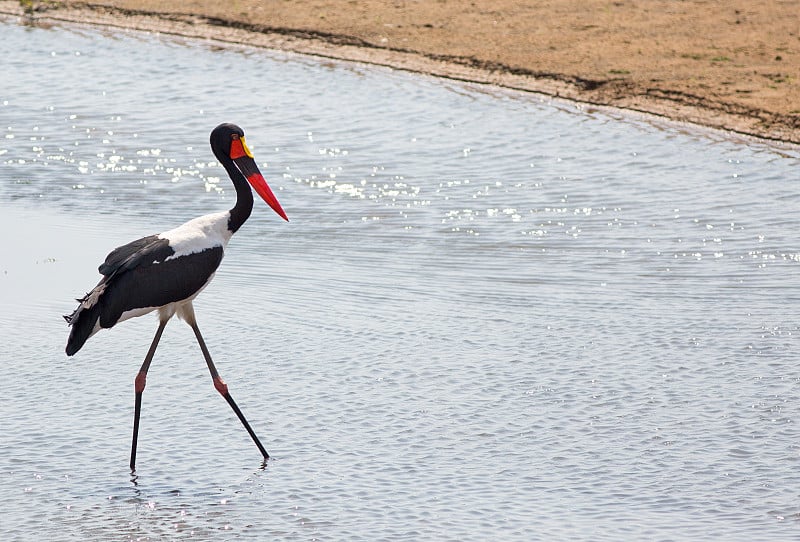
[1, 17, 800, 541]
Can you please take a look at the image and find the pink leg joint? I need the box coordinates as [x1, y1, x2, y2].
[213, 376, 229, 396]
[134, 372, 147, 394]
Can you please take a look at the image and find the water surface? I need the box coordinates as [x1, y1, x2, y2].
[1, 17, 800, 541]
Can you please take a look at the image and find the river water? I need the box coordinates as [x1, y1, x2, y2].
[1, 16, 800, 541]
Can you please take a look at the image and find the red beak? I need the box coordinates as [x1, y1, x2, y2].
[233, 155, 289, 222]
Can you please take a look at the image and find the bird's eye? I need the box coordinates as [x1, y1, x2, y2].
[231, 134, 240, 140]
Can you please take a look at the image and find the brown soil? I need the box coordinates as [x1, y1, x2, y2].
[4, 0, 800, 143]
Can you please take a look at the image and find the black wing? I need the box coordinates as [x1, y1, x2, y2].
[65, 234, 224, 356]
[98, 234, 173, 277]
[97, 245, 224, 328]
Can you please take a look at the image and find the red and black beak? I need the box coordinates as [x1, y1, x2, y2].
[230, 136, 289, 222]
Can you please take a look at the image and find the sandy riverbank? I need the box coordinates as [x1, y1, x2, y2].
[4, 1, 799, 143]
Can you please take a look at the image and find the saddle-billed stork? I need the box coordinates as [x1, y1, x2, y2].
[64, 123, 288, 470]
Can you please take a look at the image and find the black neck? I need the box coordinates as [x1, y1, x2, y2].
[224, 160, 253, 234]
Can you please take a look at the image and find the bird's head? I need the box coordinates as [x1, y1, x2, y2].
[210, 123, 289, 221]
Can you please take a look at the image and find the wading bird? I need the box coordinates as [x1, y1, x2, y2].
[64, 123, 288, 470]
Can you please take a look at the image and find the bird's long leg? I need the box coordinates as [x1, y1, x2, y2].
[183, 309, 269, 461]
[130, 319, 168, 471]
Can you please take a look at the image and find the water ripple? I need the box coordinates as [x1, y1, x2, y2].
[1, 17, 800, 542]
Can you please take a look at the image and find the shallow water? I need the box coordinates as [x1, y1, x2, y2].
[2, 16, 800, 541]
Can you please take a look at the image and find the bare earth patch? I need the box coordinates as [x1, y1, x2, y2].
[4, 0, 799, 143]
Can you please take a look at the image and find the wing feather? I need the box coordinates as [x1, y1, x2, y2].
[65, 234, 224, 355]
[98, 234, 173, 276]
[98, 246, 224, 328]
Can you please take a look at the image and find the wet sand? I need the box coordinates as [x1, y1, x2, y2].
[4, 0, 799, 143]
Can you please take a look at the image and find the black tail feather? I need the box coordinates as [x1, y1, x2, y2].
[64, 293, 101, 356]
